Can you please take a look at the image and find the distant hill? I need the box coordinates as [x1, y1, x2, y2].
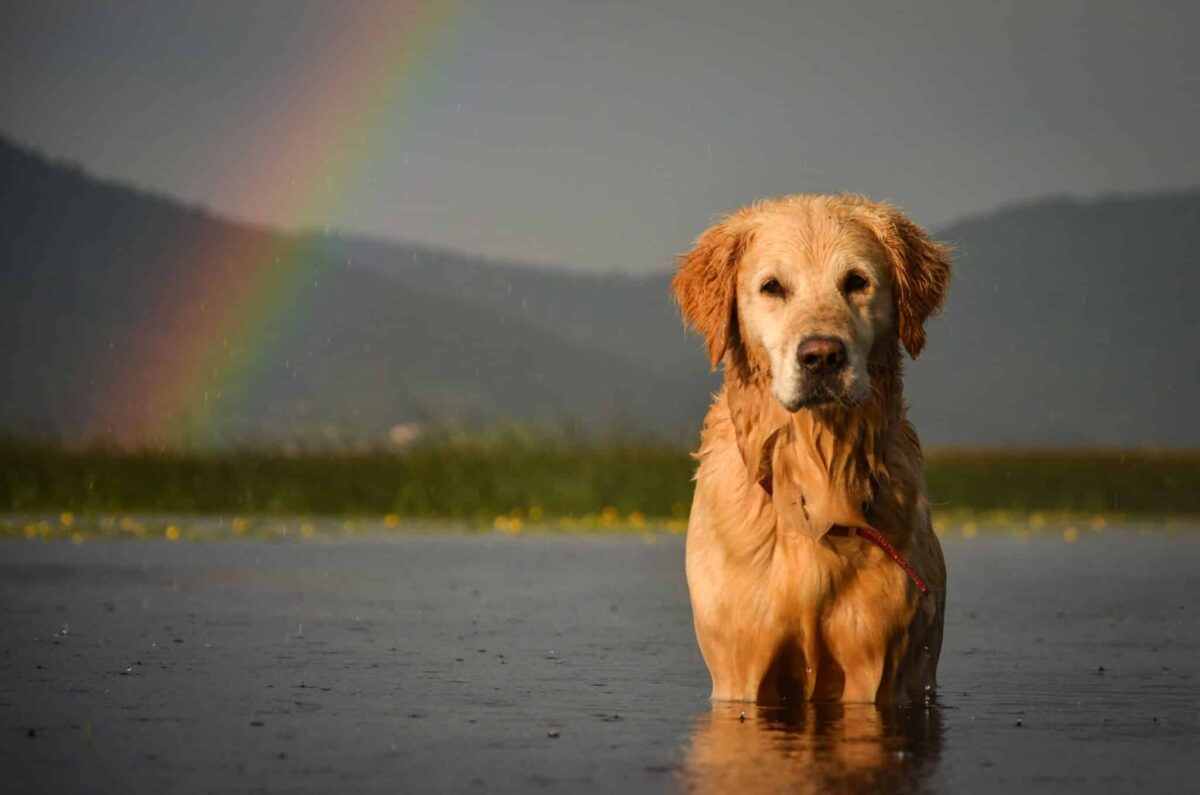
[908, 192, 1200, 446]
[1, 135, 1197, 446]
[0, 137, 708, 445]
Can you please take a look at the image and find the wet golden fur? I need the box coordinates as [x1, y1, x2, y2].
[672, 195, 950, 704]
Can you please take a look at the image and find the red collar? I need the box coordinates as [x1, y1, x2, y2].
[828, 525, 931, 596]
[758, 474, 930, 596]
[758, 473, 926, 598]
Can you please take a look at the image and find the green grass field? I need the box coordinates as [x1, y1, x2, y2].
[3, 441, 1198, 529]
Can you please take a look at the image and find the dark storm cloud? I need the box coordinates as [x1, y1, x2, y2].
[2, 0, 1198, 273]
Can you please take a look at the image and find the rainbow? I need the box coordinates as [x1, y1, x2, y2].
[94, 1, 467, 446]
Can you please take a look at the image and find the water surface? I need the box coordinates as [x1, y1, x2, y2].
[1, 530, 1197, 791]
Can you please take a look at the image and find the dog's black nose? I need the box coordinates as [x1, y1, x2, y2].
[798, 337, 847, 375]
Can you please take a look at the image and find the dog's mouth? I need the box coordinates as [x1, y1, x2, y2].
[779, 377, 866, 413]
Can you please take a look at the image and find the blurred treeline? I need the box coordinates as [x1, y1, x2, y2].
[2, 437, 1198, 519]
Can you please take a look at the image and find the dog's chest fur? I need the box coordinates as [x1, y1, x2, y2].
[685, 386, 940, 703]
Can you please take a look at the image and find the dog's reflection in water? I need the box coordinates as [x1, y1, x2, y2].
[680, 701, 943, 794]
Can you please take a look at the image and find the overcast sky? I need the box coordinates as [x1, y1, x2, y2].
[2, 0, 1198, 273]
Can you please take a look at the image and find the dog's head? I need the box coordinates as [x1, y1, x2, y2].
[672, 195, 950, 411]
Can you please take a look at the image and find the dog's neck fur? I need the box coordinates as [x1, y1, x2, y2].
[726, 337, 904, 539]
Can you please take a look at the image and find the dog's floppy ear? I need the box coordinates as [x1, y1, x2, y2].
[851, 199, 951, 358]
[671, 216, 751, 369]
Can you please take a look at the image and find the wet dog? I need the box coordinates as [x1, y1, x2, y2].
[673, 194, 949, 703]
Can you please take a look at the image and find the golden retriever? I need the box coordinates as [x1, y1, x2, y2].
[672, 194, 950, 704]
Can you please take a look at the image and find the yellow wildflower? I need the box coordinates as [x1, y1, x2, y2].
[494, 515, 523, 534]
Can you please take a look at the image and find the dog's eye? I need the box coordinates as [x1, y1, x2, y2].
[842, 271, 870, 295]
[760, 278, 784, 297]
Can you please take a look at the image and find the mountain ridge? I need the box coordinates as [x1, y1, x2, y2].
[2, 134, 1197, 446]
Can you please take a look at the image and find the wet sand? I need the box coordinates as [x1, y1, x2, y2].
[1, 530, 1198, 792]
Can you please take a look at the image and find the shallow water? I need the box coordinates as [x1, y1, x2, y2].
[1, 530, 1197, 792]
